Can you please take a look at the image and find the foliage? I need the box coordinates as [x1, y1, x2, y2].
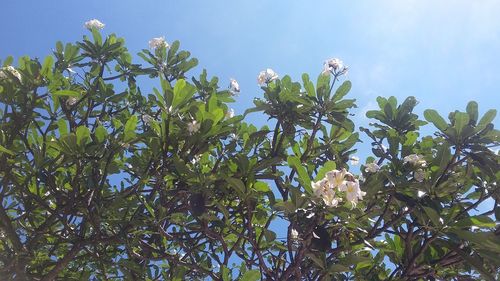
[0, 26, 499, 280]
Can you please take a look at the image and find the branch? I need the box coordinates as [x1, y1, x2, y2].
[40, 242, 82, 281]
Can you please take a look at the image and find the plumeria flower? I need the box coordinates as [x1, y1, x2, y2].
[312, 178, 330, 198]
[190, 154, 201, 165]
[403, 154, 427, 167]
[142, 114, 154, 125]
[349, 156, 360, 166]
[84, 19, 105, 30]
[66, 97, 78, 107]
[228, 133, 238, 142]
[290, 229, 299, 240]
[311, 178, 340, 207]
[322, 58, 348, 76]
[325, 169, 347, 191]
[257, 68, 278, 86]
[417, 190, 426, 198]
[187, 120, 201, 135]
[229, 78, 240, 94]
[364, 162, 380, 173]
[414, 169, 426, 182]
[0, 66, 22, 81]
[226, 108, 235, 119]
[149, 36, 169, 50]
[340, 179, 366, 208]
[322, 189, 341, 207]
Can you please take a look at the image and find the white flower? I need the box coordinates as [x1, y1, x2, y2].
[340, 180, 366, 208]
[417, 190, 426, 198]
[226, 108, 235, 119]
[257, 68, 278, 85]
[290, 228, 299, 240]
[349, 156, 360, 166]
[0, 66, 22, 81]
[322, 189, 341, 207]
[323, 58, 348, 76]
[326, 58, 343, 70]
[190, 154, 201, 165]
[84, 19, 105, 30]
[149, 36, 169, 50]
[66, 97, 78, 107]
[142, 114, 154, 125]
[414, 169, 425, 182]
[187, 120, 201, 135]
[311, 178, 340, 207]
[364, 162, 380, 173]
[312, 178, 330, 198]
[403, 154, 427, 167]
[325, 169, 347, 191]
[229, 78, 240, 94]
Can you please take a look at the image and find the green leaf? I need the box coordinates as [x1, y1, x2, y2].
[91, 28, 103, 46]
[76, 126, 91, 147]
[0, 144, 15, 156]
[41, 56, 54, 78]
[454, 216, 496, 228]
[435, 143, 451, 174]
[302, 73, 315, 97]
[3, 56, 13, 66]
[220, 266, 231, 281]
[454, 112, 469, 137]
[316, 73, 331, 100]
[240, 270, 260, 281]
[424, 109, 448, 132]
[315, 161, 336, 181]
[332, 80, 351, 102]
[172, 79, 196, 109]
[328, 264, 350, 273]
[57, 119, 68, 136]
[422, 206, 442, 226]
[95, 125, 108, 142]
[226, 178, 246, 196]
[124, 115, 138, 142]
[477, 109, 497, 131]
[466, 101, 478, 125]
[287, 156, 311, 193]
[52, 90, 81, 97]
[253, 181, 271, 193]
[138, 195, 156, 219]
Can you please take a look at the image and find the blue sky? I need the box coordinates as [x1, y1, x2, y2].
[2, 0, 499, 152]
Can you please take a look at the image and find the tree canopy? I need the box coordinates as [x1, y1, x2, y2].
[0, 21, 499, 280]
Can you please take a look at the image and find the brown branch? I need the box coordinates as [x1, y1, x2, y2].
[40, 242, 82, 281]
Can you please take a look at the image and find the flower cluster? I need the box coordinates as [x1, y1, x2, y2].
[149, 36, 169, 50]
[322, 58, 348, 76]
[312, 169, 366, 208]
[257, 68, 278, 86]
[225, 108, 235, 119]
[364, 162, 380, 173]
[414, 169, 426, 182]
[403, 154, 427, 167]
[187, 120, 201, 134]
[0, 66, 22, 81]
[229, 78, 240, 94]
[84, 19, 105, 30]
[66, 97, 78, 107]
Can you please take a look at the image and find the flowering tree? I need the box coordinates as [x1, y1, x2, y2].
[0, 20, 499, 280]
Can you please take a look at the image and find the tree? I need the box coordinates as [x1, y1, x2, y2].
[0, 21, 499, 281]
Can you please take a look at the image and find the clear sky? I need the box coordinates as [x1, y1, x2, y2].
[2, 0, 499, 147]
